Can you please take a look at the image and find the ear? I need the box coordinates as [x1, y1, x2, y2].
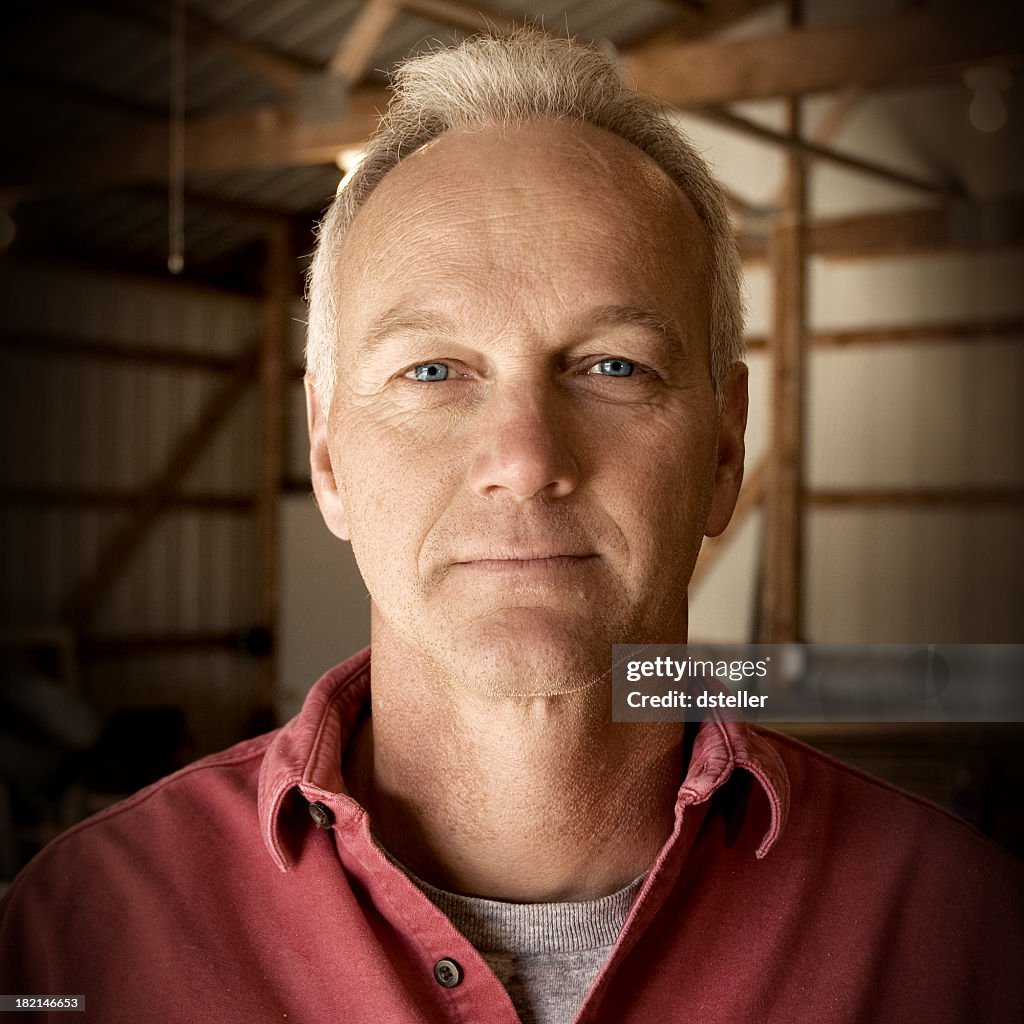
[305, 375, 351, 541]
[705, 362, 749, 539]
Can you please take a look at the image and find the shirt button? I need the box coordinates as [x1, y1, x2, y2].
[308, 801, 334, 829]
[433, 958, 462, 988]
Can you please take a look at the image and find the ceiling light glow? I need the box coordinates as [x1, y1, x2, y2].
[964, 67, 1012, 133]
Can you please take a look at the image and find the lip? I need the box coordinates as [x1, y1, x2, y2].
[456, 554, 597, 569]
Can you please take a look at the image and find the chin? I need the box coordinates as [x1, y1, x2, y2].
[440, 608, 618, 699]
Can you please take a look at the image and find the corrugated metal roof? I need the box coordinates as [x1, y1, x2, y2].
[5, 1, 1018, 286]
[2, 1, 679, 283]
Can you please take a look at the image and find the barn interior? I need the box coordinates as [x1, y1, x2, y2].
[1, 0, 1022, 882]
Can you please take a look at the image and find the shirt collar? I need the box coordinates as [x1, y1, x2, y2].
[258, 647, 789, 871]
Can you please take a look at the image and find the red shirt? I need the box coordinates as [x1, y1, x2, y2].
[2, 647, 1021, 1022]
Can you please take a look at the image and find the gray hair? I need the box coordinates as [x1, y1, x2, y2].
[306, 28, 744, 413]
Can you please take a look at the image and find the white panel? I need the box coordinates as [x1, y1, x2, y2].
[744, 352, 771, 470]
[806, 509, 1024, 643]
[742, 265, 771, 338]
[808, 340, 1024, 488]
[689, 510, 762, 643]
[278, 496, 370, 721]
[675, 112, 786, 210]
[810, 250, 1024, 330]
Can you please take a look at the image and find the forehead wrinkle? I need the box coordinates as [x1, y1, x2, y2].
[338, 120, 712, 363]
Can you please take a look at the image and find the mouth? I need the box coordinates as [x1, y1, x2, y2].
[455, 554, 599, 572]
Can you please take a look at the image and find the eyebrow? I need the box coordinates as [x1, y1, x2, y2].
[582, 305, 687, 354]
[356, 308, 460, 355]
[355, 303, 686, 355]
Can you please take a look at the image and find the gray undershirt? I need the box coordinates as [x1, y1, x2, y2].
[390, 853, 645, 1024]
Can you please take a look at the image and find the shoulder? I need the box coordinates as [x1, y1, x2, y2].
[3, 731, 276, 904]
[754, 726, 1024, 895]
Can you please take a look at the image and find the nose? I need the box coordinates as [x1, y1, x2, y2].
[467, 383, 580, 501]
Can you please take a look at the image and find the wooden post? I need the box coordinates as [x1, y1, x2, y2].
[257, 223, 290, 716]
[761, 5, 808, 643]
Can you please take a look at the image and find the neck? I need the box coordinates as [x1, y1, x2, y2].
[344, 630, 687, 902]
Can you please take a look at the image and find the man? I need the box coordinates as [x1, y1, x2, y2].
[1, 29, 1021, 1024]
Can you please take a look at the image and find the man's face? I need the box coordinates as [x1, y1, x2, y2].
[308, 119, 747, 695]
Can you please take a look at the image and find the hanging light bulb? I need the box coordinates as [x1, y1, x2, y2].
[963, 67, 1012, 133]
[335, 147, 366, 193]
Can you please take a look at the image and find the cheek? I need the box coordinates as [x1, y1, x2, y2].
[595, 410, 718, 564]
[329, 410, 463, 585]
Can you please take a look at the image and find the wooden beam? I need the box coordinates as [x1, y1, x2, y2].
[9, 7, 1021, 191]
[761, 10, 808, 642]
[328, 0, 401, 83]
[738, 199, 1024, 264]
[807, 200, 1024, 259]
[809, 84, 867, 148]
[689, 106, 958, 199]
[5, 88, 388, 192]
[622, 4, 1024, 107]
[60, 346, 259, 627]
[810, 487, 1024, 509]
[624, 0, 778, 46]
[147, 93, 386, 176]
[745, 316, 1024, 350]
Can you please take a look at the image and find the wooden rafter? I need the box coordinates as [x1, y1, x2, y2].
[688, 106, 959, 200]
[807, 201, 1024, 258]
[328, 0, 401, 83]
[745, 316, 1024, 350]
[10, 6, 1020, 190]
[6, 90, 388, 194]
[621, 4, 1024, 108]
[809, 84, 867, 148]
[736, 199, 1024, 263]
[811, 487, 1024, 509]
[629, 0, 778, 46]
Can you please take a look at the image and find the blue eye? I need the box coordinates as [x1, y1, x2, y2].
[591, 358, 635, 377]
[410, 362, 449, 382]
